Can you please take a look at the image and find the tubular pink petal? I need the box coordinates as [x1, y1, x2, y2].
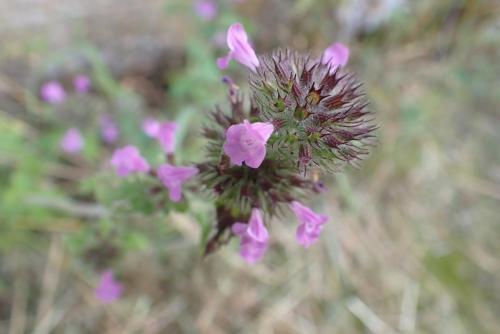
[251, 122, 274, 141]
[111, 146, 150, 177]
[157, 121, 177, 154]
[223, 120, 273, 168]
[322, 42, 350, 69]
[219, 23, 260, 72]
[157, 164, 199, 202]
[217, 53, 233, 69]
[247, 209, 269, 242]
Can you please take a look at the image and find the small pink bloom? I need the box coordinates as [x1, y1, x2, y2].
[223, 119, 273, 168]
[217, 23, 260, 72]
[100, 114, 119, 144]
[157, 164, 199, 202]
[60, 127, 84, 154]
[95, 270, 123, 304]
[322, 42, 350, 69]
[73, 74, 91, 93]
[156, 121, 177, 154]
[232, 208, 269, 264]
[194, 0, 218, 21]
[290, 201, 328, 248]
[111, 145, 150, 177]
[41, 81, 66, 104]
[142, 118, 161, 138]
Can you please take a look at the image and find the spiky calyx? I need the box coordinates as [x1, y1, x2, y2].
[198, 94, 320, 254]
[250, 49, 376, 173]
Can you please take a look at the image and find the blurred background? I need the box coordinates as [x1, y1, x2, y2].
[0, 0, 499, 333]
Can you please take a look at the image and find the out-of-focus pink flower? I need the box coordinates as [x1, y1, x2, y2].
[322, 42, 350, 69]
[41, 81, 66, 104]
[73, 74, 91, 93]
[156, 121, 177, 154]
[100, 114, 119, 144]
[232, 208, 269, 264]
[111, 145, 150, 177]
[223, 119, 273, 168]
[194, 0, 218, 21]
[217, 23, 260, 72]
[60, 127, 84, 154]
[290, 201, 328, 248]
[95, 270, 123, 304]
[157, 164, 199, 202]
[142, 118, 161, 138]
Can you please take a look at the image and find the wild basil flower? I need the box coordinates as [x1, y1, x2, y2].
[157, 164, 199, 202]
[217, 23, 260, 72]
[142, 117, 161, 138]
[290, 201, 328, 248]
[95, 270, 123, 304]
[231, 208, 269, 264]
[194, 0, 218, 21]
[111, 145, 150, 177]
[60, 128, 84, 154]
[250, 49, 375, 173]
[73, 74, 91, 93]
[156, 121, 177, 154]
[41, 81, 66, 104]
[223, 120, 273, 168]
[100, 114, 119, 144]
[322, 42, 350, 69]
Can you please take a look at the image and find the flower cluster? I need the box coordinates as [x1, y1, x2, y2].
[196, 23, 375, 263]
[107, 23, 375, 265]
[110, 117, 198, 203]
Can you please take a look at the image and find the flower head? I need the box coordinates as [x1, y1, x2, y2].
[60, 127, 84, 154]
[95, 270, 123, 304]
[223, 120, 273, 168]
[41, 81, 66, 104]
[142, 118, 161, 138]
[157, 164, 199, 202]
[100, 114, 119, 144]
[156, 121, 177, 154]
[322, 42, 350, 69]
[111, 145, 150, 177]
[250, 49, 375, 173]
[232, 208, 269, 263]
[194, 0, 218, 21]
[217, 23, 260, 72]
[73, 74, 91, 93]
[290, 201, 328, 248]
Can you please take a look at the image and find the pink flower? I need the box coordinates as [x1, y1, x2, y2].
[194, 0, 218, 21]
[322, 42, 350, 69]
[157, 164, 199, 202]
[111, 145, 150, 177]
[223, 119, 274, 168]
[41, 81, 66, 104]
[60, 127, 84, 154]
[142, 118, 161, 138]
[232, 209, 269, 264]
[156, 121, 177, 154]
[217, 23, 260, 72]
[290, 201, 328, 248]
[73, 74, 91, 93]
[95, 270, 123, 304]
[100, 114, 119, 144]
